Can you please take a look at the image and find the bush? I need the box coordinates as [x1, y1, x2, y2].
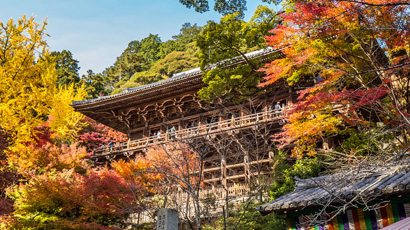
[203, 202, 286, 230]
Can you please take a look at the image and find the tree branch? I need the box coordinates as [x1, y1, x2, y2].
[338, 0, 410, 7]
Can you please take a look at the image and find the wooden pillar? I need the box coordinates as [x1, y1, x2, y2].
[240, 110, 245, 126]
[263, 102, 268, 120]
[178, 116, 184, 131]
[198, 116, 203, 135]
[218, 116, 223, 129]
[244, 153, 250, 185]
[143, 122, 149, 137]
[221, 155, 227, 189]
[126, 129, 131, 149]
[201, 162, 205, 182]
[161, 118, 166, 133]
[289, 86, 295, 104]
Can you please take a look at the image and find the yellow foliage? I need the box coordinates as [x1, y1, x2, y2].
[0, 16, 55, 152]
[47, 84, 87, 142]
[0, 15, 86, 153]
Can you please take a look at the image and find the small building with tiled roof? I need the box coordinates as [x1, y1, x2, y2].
[258, 162, 410, 230]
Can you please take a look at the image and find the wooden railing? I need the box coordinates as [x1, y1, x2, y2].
[94, 109, 284, 156]
[173, 184, 250, 202]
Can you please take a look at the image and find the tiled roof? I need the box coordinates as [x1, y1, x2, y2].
[258, 162, 410, 214]
[381, 216, 410, 230]
[71, 67, 202, 106]
[72, 47, 278, 106]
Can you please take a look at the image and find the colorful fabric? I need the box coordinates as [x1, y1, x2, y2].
[288, 202, 410, 230]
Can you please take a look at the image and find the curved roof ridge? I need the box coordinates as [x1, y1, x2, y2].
[72, 47, 277, 106]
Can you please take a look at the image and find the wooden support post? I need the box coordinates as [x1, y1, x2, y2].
[198, 116, 203, 134]
[201, 162, 205, 183]
[143, 122, 149, 138]
[221, 155, 227, 189]
[178, 118, 183, 132]
[244, 153, 250, 185]
[263, 102, 268, 120]
[127, 138, 131, 149]
[289, 86, 295, 104]
[240, 111, 245, 126]
[198, 116, 203, 126]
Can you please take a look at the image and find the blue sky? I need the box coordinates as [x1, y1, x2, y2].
[0, 0, 273, 76]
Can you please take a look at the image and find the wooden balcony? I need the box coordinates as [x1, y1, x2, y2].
[93, 109, 285, 156]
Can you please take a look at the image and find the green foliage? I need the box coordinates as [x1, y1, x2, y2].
[101, 34, 162, 92]
[104, 52, 145, 86]
[51, 50, 81, 87]
[159, 23, 202, 58]
[339, 128, 377, 155]
[196, 7, 280, 102]
[111, 71, 165, 94]
[152, 51, 198, 76]
[197, 13, 251, 66]
[198, 64, 265, 103]
[138, 34, 163, 66]
[178, 0, 281, 18]
[111, 50, 200, 94]
[269, 152, 323, 199]
[203, 202, 287, 230]
[108, 23, 202, 95]
[83, 70, 109, 98]
[337, 126, 398, 156]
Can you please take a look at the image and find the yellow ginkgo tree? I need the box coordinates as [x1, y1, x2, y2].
[0, 15, 86, 153]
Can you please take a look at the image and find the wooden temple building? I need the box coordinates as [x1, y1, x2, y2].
[71, 47, 299, 193]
